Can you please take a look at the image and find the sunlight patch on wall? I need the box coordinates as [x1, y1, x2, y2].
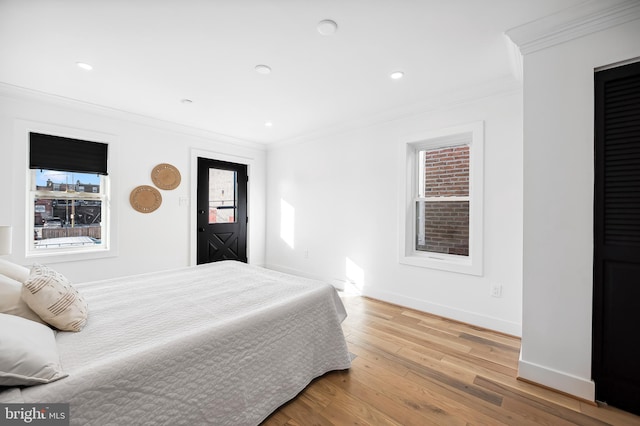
[346, 257, 365, 291]
[280, 199, 295, 249]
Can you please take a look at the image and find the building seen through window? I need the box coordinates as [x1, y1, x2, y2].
[32, 170, 103, 249]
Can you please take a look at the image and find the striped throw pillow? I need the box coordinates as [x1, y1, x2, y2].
[21, 264, 88, 332]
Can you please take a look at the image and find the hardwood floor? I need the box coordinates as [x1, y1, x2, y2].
[262, 295, 640, 425]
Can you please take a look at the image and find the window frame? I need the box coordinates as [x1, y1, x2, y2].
[22, 124, 118, 263]
[399, 121, 484, 276]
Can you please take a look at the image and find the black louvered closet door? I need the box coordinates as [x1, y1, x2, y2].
[593, 60, 640, 415]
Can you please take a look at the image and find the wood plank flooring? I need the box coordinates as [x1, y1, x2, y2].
[262, 295, 640, 426]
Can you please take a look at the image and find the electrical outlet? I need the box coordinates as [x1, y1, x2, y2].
[304, 249, 309, 259]
[490, 283, 502, 298]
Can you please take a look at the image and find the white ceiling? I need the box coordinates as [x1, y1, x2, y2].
[0, 0, 585, 145]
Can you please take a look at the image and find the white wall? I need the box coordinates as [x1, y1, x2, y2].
[0, 86, 266, 283]
[266, 89, 524, 336]
[519, 20, 640, 400]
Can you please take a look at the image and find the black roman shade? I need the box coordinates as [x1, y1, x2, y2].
[29, 132, 108, 175]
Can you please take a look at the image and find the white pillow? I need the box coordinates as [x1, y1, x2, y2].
[22, 264, 88, 332]
[0, 258, 30, 283]
[0, 313, 68, 386]
[0, 274, 46, 324]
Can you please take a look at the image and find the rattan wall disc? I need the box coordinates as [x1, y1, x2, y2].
[130, 185, 162, 213]
[151, 163, 181, 190]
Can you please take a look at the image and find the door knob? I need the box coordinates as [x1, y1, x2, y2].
[199, 210, 206, 214]
[198, 227, 205, 232]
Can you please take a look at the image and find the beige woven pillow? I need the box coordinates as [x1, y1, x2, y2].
[22, 264, 88, 332]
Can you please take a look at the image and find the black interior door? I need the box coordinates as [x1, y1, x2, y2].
[593, 60, 640, 415]
[197, 157, 247, 264]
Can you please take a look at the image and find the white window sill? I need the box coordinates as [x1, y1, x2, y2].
[26, 247, 117, 264]
[399, 252, 482, 276]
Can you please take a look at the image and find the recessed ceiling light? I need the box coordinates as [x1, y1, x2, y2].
[317, 19, 338, 36]
[390, 71, 404, 80]
[181, 99, 193, 104]
[264, 121, 273, 127]
[255, 64, 272, 75]
[76, 62, 93, 71]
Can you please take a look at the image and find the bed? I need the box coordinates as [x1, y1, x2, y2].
[0, 260, 351, 425]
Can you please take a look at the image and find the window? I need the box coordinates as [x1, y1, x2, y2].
[399, 122, 484, 275]
[28, 132, 110, 257]
[208, 168, 238, 223]
[417, 145, 470, 255]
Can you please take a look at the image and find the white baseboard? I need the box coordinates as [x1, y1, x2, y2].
[362, 287, 522, 337]
[518, 355, 595, 402]
[264, 264, 520, 335]
[264, 263, 346, 290]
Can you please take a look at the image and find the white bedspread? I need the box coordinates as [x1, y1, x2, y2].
[1, 261, 351, 425]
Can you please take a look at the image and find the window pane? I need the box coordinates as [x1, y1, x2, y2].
[34, 198, 102, 249]
[420, 145, 469, 197]
[416, 200, 469, 256]
[209, 169, 237, 223]
[36, 170, 101, 193]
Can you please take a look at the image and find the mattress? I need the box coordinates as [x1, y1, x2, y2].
[0, 261, 351, 425]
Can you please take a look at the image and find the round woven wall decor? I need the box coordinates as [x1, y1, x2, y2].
[130, 185, 162, 213]
[151, 163, 181, 190]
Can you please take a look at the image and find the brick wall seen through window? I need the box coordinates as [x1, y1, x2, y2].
[417, 145, 470, 256]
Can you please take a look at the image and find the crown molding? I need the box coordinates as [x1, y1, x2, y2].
[269, 77, 522, 150]
[505, 0, 640, 55]
[0, 82, 267, 151]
